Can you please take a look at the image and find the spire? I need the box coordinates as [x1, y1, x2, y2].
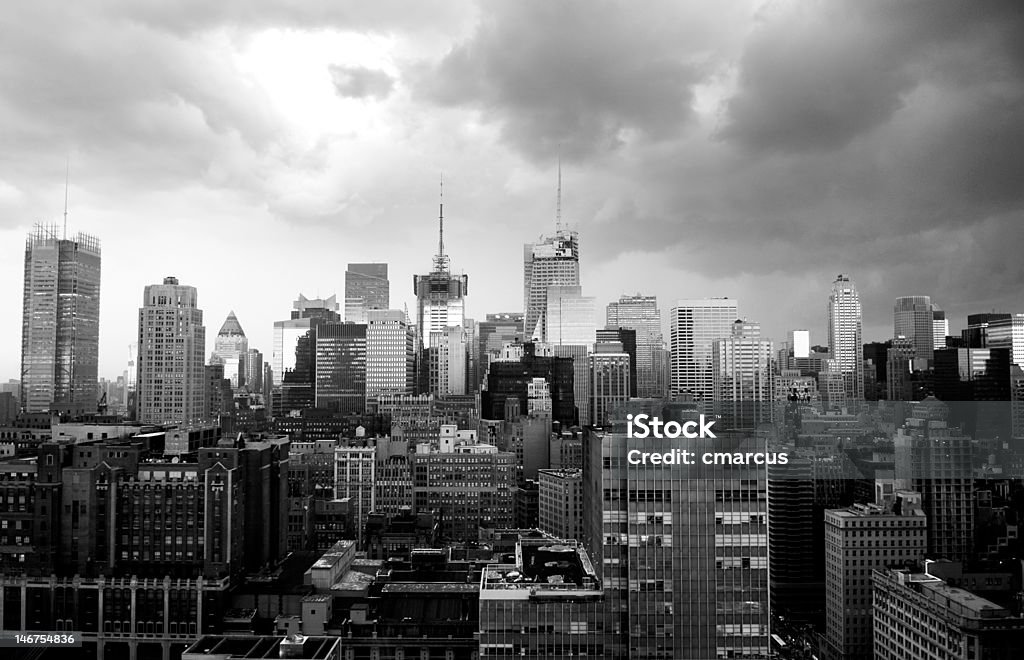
[63, 156, 70, 240]
[439, 173, 444, 258]
[555, 153, 562, 231]
[432, 174, 451, 273]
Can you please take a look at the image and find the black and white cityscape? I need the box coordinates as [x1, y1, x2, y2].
[3, 2, 1024, 660]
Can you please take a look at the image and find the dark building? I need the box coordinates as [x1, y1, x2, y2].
[0, 435, 290, 659]
[205, 363, 234, 419]
[963, 313, 1012, 349]
[481, 342, 575, 427]
[933, 347, 1011, 438]
[863, 340, 892, 400]
[598, 327, 638, 397]
[314, 322, 367, 415]
[364, 508, 438, 560]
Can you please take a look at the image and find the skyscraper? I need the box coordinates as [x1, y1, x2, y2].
[136, 276, 206, 425]
[589, 342, 631, 427]
[20, 224, 101, 414]
[712, 319, 774, 430]
[894, 295, 936, 364]
[314, 322, 367, 415]
[894, 398, 974, 561]
[584, 418, 770, 659]
[606, 294, 664, 397]
[365, 309, 416, 406]
[670, 298, 739, 402]
[413, 187, 468, 350]
[547, 285, 596, 425]
[211, 311, 248, 389]
[345, 263, 389, 323]
[827, 274, 864, 400]
[524, 166, 580, 342]
[271, 294, 341, 385]
[413, 184, 468, 396]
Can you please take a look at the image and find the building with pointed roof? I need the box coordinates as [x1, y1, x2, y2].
[212, 311, 249, 389]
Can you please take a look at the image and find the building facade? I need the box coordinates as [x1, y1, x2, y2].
[828, 274, 864, 401]
[670, 298, 739, 403]
[136, 277, 206, 425]
[20, 225, 102, 415]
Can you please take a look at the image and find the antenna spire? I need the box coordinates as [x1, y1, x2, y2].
[439, 173, 444, 259]
[63, 156, 70, 240]
[432, 173, 450, 273]
[555, 153, 562, 231]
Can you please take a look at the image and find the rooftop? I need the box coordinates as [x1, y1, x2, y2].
[183, 635, 339, 660]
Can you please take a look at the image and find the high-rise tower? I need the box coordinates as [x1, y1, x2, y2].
[670, 298, 738, 402]
[827, 274, 864, 400]
[136, 276, 206, 425]
[894, 296, 936, 364]
[20, 224, 101, 414]
[211, 311, 248, 389]
[523, 163, 580, 342]
[606, 294, 664, 398]
[414, 180, 469, 394]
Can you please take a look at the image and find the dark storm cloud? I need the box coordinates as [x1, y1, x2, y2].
[720, 0, 1024, 154]
[414, 0, 746, 161]
[329, 65, 396, 100]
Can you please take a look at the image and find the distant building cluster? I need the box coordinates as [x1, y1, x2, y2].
[4, 187, 1024, 660]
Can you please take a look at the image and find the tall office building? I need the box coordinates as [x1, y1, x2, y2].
[314, 322, 367, 415]
[597, 327, 638, 397]
[524, 169, 580, 342]
[589, 342, 631, 427]
[962, 312, 1011, 350]
[345, 263, 389, 323]
[828, 274, 864, 400]
[414, 187, 469, 396]
[243, 348, 263, 393]
[823, 495, 927, 660]
[894, 398, 974, 561]
[428, 325, 469, 395]
[211, 311, 248, 389]
[547, 285, 596, 426]
[20, 224, 101, 414]
[365, 310, 416, 406]
[271, 294, 341, 385]
[584, 420, 770, 658]
[272, 294, 341, 416]
[670, 298, 739, 402]
[894, 296, 936, 364]
[887, 337, 917, 401]
[606, 294, 664, 398]
[478, 313, 524, 373]
[712, 320, 774, 430]
[136, 276, 206, 425]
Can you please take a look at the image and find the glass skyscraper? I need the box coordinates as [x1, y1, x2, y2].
[20, 224, 101, 414]
[211, 311, 248, 389]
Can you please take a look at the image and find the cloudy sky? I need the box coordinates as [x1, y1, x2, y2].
[2, 0, 1023, 381]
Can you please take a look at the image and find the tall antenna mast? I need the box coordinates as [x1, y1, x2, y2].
[63, 156, 70, 239]
[439, 173, 444, 258]
[432, 173, 450, 273]
[555, 153, 562, 231]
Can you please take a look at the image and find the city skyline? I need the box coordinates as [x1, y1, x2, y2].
[3, 1, 1024, 380]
